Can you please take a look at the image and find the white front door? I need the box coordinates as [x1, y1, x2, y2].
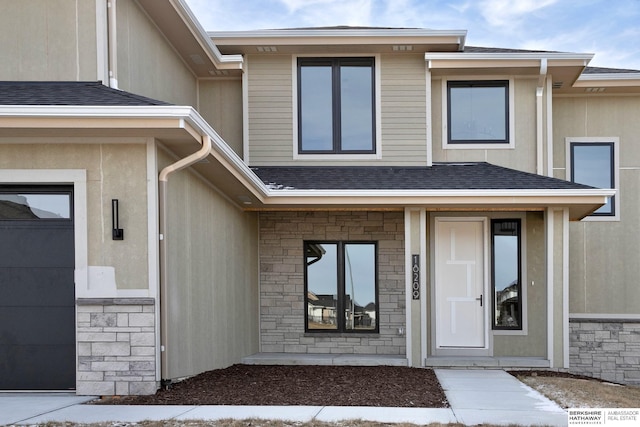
[435, 218, 486, 348]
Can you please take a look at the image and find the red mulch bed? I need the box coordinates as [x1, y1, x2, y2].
[98, 364, 448, 407]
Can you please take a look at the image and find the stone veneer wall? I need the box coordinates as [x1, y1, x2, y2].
[569, 319, 640, 385]
[76, 298, 158, 395]
[259, 211, 406, 355]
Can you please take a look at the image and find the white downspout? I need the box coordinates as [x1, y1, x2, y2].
[158, 133, 212, 382]
[107, 0, 118, 88]
[536, 59, 548, 175]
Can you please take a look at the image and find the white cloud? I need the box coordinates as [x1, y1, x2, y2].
[479, 0, 558, 28]
[184, 0, 640, 70]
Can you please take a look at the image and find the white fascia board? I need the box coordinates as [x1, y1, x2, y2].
[262, 188, 615, 199]
[577, 73, 640, 82]
[210, 28, 467, 39]
[0, 105, 198, 118]
[170, 0, 243, 70]
[426, 52, 593, 68]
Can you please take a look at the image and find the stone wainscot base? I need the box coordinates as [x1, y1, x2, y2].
[570, 318, 640, 385]
[76, 298, 158, 395]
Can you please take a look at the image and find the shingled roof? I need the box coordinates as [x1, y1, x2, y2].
[0, 81, 171, 106]
[251, 163, 594, 191]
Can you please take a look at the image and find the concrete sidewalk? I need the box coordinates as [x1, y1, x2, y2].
[1, 370, 567, 426]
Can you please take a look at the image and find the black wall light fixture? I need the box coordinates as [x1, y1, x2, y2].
[112, 199, 124, 240]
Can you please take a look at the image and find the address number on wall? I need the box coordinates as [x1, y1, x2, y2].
[412, 254, 420, 300]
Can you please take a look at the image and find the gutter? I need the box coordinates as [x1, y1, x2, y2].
[536, 59, 547, 175]
[158, 132, 212, 382]
[107, 0, 118, 88]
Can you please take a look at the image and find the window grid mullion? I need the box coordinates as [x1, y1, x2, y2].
[332, 60, 341, 153]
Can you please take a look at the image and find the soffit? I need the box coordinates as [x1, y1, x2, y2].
[210, 29, 466, 55]
[135, 0, 242, 78]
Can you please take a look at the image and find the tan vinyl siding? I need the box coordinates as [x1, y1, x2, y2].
[247, 54, 294, 165]
[0, 142, 149, 290]
[0, 0, 98, 81]
[159, 149, 259, 379]
[379, 54, 427, 165]
[554, 96, 640, 315]
[198, 79, 244, 157]
[116, 0, 196, 105]
[432, 77, 538, 173]
[247, 53, 428, 166]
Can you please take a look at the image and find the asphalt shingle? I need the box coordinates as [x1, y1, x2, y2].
[251, 163, 595, 191]
[0, 81, 171, 106]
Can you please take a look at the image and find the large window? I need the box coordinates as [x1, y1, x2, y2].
[570, 141, 616, 217]
[304, 241, 378, 333]
[447, 80, 509, 145]
[298, 58, 375, 154]
[491, 219, 521, 330]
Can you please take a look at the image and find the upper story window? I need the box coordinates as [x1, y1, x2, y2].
[444, 80, 512, 149]
[298, 58, 375, 154]
[568, 138, 619, 219]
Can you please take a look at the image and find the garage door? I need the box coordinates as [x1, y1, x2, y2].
[0, 187, 75, 390]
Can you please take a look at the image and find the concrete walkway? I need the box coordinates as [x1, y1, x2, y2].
[1, 370, 567, 426]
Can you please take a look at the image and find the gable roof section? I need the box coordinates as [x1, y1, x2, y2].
[251, 163, 592, 191]
[0, 82, 171, 106]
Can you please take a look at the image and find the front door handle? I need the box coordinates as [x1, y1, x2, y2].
[476, 295, 483, 307]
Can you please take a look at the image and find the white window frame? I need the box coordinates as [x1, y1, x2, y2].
[441, 76, 515, 150]
[292, 53, 382, 160]
[566, 137, 620, 222]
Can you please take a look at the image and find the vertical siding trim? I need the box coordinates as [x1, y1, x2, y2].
[546, 207, 554, 367]
[404, 208, 413, 364]
[420, 208, 427, 365]
[243, 56, 250, 163]
[546, 76, 554, 177]
[96, 0, 109, 84]
[425, 61, 433, 166]
[147, 139, 161, 381]
[563, 208, 570, 368]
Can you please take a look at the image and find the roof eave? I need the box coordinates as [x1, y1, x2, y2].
[575, 73, 640, 88]
[254, 189, 613, 220]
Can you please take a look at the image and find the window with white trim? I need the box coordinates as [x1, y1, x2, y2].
[442, 78, 514, 149]
[448, 80, 508, 144]
[297, 58, 375, 154]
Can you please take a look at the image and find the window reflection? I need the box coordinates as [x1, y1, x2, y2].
[448, 81, 508, 143]
[492, 220, 521, 329]
[344, 244, 376, 330]
[305, 242, 377, 332]
[340, 66, 373, 151]
[306, 243, 338, 330]
[300, 65, 333, 151]
[571, 143, 614, 215]
[298, 58, 375, 154]
[0, 193, 71, 220]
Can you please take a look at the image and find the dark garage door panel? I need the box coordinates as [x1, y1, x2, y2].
[0, 344, 75, 390]
[0, 188, 75, 390]
[0, 267, 75, 307]
[0, 225, 74, 268]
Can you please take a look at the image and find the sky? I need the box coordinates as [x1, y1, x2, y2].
[185, 0, 640, 71]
